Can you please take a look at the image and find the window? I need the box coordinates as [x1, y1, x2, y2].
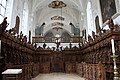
[0, 0, 7, 23]
[95, 16, 101, 33]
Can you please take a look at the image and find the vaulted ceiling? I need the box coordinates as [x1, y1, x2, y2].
[32, 0, 88, 37]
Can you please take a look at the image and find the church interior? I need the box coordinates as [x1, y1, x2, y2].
[1, 0, 120, 80]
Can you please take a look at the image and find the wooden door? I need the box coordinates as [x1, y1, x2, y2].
[51, 52, 64, 72]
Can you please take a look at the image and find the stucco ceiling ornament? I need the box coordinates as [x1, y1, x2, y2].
[48, 0, 66, 8]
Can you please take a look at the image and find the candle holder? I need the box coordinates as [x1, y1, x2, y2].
[111, 55, 119, 80]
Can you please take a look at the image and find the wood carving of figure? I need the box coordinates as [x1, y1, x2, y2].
[34, 43, 37, 48]
[108, 18, 114, 30]
[69, 42, 72, 48]
[60, 46, 63, 51]
[28, 30, 31, 44]
[0, 17, 9, 33]
[92, 31, 96, 40]
[101, 29, 107, 33]
[16, 34, 19, 39]
[23, 35, 27, 43]
[56, 42, 60, 49]
[20, 31, 23, 41]
[43, 43, 47, 49]
[78, 43, 81, 48]
[9, 28, 16, 35]
[88, 35, 93, 42]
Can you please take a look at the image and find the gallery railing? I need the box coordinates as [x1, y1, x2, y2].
[32, 36, 82, 43]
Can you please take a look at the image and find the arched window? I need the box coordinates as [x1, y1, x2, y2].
[0, 0, 7, 23]
[87, 1, 93, 36]
[95, 16, 101, 33]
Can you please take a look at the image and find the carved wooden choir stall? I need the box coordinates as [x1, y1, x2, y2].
[0, 17, 120, 80]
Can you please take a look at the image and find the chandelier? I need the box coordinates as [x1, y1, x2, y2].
[51, 16, 65, 20]
[48, 0, 66, 8]
[52, 27, 63, 31]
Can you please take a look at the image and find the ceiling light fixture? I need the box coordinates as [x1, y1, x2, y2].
[48, 0, 66, 46]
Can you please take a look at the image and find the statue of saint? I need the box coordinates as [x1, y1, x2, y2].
[69, 42, 72, 48]
[28, 30, 31, 44]
[0, 17, 9, 33]
[108, 18, 114, 30]
[43, 43, 47, 49]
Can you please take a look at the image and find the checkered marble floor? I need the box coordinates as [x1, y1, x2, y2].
[32, 73, 85, 80]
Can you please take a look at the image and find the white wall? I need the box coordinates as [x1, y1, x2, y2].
[6, 0, 120, 41]
[6, 0, 14, 30]
[10, 0, 24, 31]
[86, 0, 103, 35]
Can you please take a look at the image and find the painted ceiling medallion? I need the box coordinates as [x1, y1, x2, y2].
[48, 0, 67, 8]
[51, 16, 65, 20]
[52, 27, 63, 31]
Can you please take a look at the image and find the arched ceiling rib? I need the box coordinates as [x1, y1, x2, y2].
[33, 0, 82, 12]
[36, 7, 79, 25]
[36, 9, 79, 28]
